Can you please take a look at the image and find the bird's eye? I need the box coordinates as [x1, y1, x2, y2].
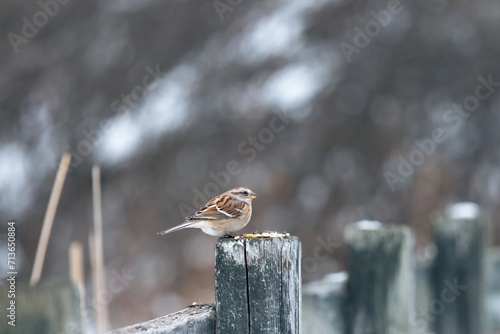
[242, 191, 248, 196]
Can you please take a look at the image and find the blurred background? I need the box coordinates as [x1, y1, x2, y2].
[1, 0, 500, 330]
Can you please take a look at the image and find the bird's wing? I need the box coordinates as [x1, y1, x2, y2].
[187, 197, 245, 221]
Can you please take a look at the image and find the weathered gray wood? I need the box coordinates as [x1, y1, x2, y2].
[109, 304, 216, 334]
[487, 248, 500, 332]
[215, 236, 301, 334]
[215, 239, 249, 332]
[431, 202, 488, 334]
[413, 246, 500, 333]
[302, 247, 500, 334]
[0, 283, 81, 334]
[302, 272, 347, 334]
[278, 238, 301, 333]
[344, 221, 414, 334]
[414, 246, 437, 334]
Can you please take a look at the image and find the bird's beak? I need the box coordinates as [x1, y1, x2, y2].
[250, 192, 257, 199]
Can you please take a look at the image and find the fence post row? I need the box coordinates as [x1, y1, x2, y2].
[109, 202, 497, 334]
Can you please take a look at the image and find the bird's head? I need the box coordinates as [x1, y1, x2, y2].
[228, 187, 257, 202]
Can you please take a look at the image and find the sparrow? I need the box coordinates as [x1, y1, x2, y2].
[158, 187, 257, 237]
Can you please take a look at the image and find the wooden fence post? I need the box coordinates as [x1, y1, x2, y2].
[487, 248, 500, 333]
[344, 221, 414, 334]
[431, 202, 488, 334]
[302, 272, 347, 334]
[215, 236, 301, 334]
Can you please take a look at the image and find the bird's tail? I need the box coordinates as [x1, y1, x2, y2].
[157, 222, 195, 235]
